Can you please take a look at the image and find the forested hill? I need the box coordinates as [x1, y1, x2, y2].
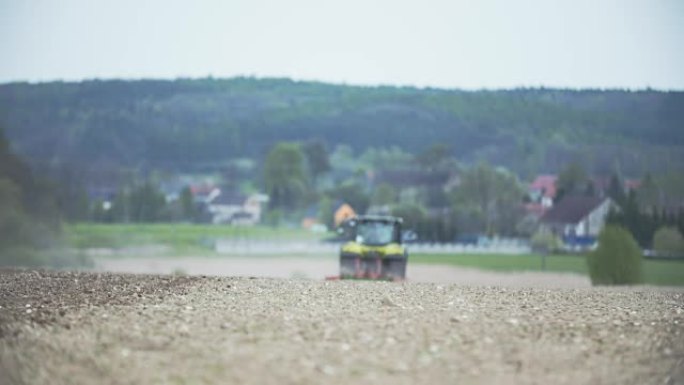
[1, 77, 683, 176]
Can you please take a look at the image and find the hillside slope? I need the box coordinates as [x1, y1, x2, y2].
[1, 78, 683, 176]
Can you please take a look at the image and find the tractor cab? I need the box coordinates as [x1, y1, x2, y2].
[339, 216, 407, 280]
[354, 217, 402, 246]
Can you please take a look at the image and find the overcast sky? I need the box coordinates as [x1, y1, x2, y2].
[1, 0, 682, 89]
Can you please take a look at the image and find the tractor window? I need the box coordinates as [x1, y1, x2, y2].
[356, 221, 395, 245]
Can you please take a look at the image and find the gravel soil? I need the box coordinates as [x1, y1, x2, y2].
[1, 269, 683, 385]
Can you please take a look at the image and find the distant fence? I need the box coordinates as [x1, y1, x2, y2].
[643, 250, 684, 260]
[215, 241, 337, 255]
[408, 242, 530, 255]
[214, 239, 531, 255]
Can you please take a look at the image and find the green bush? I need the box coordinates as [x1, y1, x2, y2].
[653, 226, 684, 255]
[587, 225, 643, 285]
[530, 230, 562, 253]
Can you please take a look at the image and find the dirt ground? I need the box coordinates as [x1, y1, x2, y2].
[1, 270, 683, 385]
[94, 256, 592, 288]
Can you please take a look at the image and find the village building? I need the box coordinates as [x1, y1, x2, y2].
[204, 189, 268, 225]
[334, 203, 356, 227]
[540, 196, 615, 249]
[529, 175, 557, 208]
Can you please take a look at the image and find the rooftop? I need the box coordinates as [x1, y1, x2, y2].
[541, 196, 608, 224]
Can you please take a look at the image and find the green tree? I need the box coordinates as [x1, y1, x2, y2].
[606, 190, 658, 248]
[371, 183, 397, 206]
[655, 172, 684, 209]
[359, 146, 413, 169]
[179, 186, 197, 221]
[109, 191, 130, 222]
[391, 203, 425, 231]
[264, 209, 283, 227]
[318, 196, 334, 230]
[417, 143, 450, 170]
[50, 167, 90, 222]
[4, 80, 684, 178]
[0, 178, 34, 251]
[555, 162, 589, 203]
[419, 209, 459, 242]
[128, 182, 167, 222]
[606, 173, 626, 206]
[0, 128, 62, 266]
[327, 181, 370, 215]
[530, 230, 562, 253]
[302, 140, 330, 184]
[263, 142, 309, 210]
[390, 203, 457, 242]
[637, 173, 660, 209]
[329, 145, 358, 173]
[451, 163, 525, 236]
[587, 225, 643, 285]
[653, 227, 684, 255]
[0, 128, 31, 190]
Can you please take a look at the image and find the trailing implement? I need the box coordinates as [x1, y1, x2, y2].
[339, 216, 407, 281]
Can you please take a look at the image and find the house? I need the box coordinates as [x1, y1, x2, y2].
[206, 190, 268, 225]
[190, 184, 220, 204]
[301, 217, 319, 230]
[207, 190, 247, 224]
[523, 202, 547, 219]
[529, 175, 557, 208]
[540, 196, 615, 249]
[301, 204, 322, 230]
[300, 201, 356, 231]
[231, 211, 257, 226]
[334, 203, 356, 227]
[523, 175, 559, 222]
[244, 193, 269, 223]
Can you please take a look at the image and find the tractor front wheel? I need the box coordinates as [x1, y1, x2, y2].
[382, 256, 407, 280]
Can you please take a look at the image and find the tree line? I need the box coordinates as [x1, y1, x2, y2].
[2, 78, 683, 178]
[50, 137, 684, 247]
[263, 141, 527, 242]
[0, 127, 67, 265]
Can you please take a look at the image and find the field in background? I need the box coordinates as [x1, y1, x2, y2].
[67, 224, 684, 286]
[412, 253, 588, 274]
[66, 223, 322, 254]
[412, 253, 684, 286]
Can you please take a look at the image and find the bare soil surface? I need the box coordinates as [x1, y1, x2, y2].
[94, 256, 592, 288]
[1, 269, 683, 385]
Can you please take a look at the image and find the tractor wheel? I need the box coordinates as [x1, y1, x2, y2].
[383, 257, 407, 280]
[339, 254, 359, 278]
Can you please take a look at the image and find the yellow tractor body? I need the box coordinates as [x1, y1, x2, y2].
[339, 216, 407, 280]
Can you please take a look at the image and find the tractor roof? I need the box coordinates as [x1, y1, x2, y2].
[354, 215, 403, 224]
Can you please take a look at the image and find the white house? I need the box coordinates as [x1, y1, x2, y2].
[207, 190, 268, 225]
[540, 196, 614, 238]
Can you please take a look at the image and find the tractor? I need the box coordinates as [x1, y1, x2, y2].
[339, 215, 408, 280]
